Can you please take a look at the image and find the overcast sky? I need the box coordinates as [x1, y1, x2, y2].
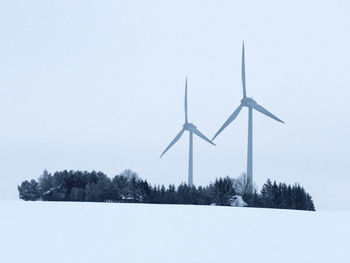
[1, 0, 349, 210]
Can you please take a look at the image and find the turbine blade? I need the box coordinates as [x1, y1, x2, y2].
[252, 103, 284, 123]
[160, 129, 185, 158]
[193, 129, 216, 146]
[242, 42, 247, 98]
[212, 104, 243, 141]
[185, 77, 188, 123]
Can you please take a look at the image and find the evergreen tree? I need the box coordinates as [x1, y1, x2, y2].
[85, 174, 112, 202]
[164, 184, 177, 204]
[138, 180, 152, 203]
[18, 180, 40, 201]
[212, 177, 235, 206]
[305, 193, 316, 211]
[260, 179, 273, 208]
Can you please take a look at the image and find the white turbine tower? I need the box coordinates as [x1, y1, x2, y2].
[212, 42, 284, 192]
[160, 78, 215, 187]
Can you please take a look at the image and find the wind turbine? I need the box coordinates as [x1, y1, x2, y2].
[160, 78, 215, 187]
[212, 42, 284, 192]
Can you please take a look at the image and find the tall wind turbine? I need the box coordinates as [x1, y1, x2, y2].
[212, 42, 284, 191]
[160, 78, 215, 187]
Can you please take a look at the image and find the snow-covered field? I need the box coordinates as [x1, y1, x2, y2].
[1, 201, 349, 263]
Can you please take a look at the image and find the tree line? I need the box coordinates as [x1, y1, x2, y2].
[18, 169, 315, 211]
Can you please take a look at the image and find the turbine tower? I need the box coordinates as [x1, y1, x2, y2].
[212, 42, 284, 192]
[160, 78, 215, 187]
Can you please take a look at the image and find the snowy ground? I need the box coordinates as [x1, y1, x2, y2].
[1, 201, 349, 263]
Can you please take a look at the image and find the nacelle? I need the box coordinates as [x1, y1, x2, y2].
[183, 123, 197, 131]
[241, 97, 257, 107]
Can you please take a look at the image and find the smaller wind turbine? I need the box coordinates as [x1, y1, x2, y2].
[212, 42, 284, 192]
[160, 78, 215, 187]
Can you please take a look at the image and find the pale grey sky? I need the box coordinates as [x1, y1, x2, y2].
[1, 0, 349, 210]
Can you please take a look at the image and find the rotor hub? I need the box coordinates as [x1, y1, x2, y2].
[241, 97, 257, 107]
[183, 122, 196, 131]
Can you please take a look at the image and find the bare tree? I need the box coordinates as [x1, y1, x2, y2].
[120, 169, 139, 181]
[232, 173, 256, 196]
